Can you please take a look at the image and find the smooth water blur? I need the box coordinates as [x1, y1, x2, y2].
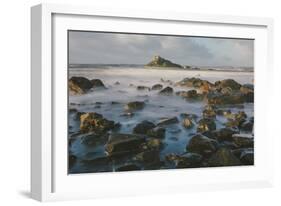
[68, 67, 254, 173]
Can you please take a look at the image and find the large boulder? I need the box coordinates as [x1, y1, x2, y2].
[69, 76, 93, 94]
[197, 118, 216, 132]
[214, 128, 237, 142]
[151, 84, 163, 90]
[207, 148, 241, 166]
[157, 117, 179, 126]
[124, 101, 145, 111]
[90, 79, 106, 88]
[232, 134, 254, 148]
[206, 92, 245, 105]
[159, 86, 174, 95]
[80, 112, 115, 133]
[215, 79, 241, 91]
[135, 150, 160, 164]
[176, 152, 203, 168]
[240, 84, 254, 94]
[147, 127, 166, 139]
[133, 121, 156, 134]
[186, 134, 218, 155]
[176, 77, 212, 89]
[105, 133, 146, 156]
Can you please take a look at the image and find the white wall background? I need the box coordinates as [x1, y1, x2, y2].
[0, 0, 280, 205]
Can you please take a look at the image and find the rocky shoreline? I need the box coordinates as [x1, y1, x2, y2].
[68, 74, 254, 173]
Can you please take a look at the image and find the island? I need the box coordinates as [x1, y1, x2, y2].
[145, 55, 183, 68]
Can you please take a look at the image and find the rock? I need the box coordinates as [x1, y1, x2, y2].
[221, 87, 233, 95]
[159, 86, 173, 95]
[151, 84, 163, 90]
[206, 92, 245, 105]
[243, 92, 254, 103]
[133, 120, 156, 134]
[146, 138, 163, 150]
[176, 77, 211, 88]
[216, 79, 241, 91]
[80, 112, 115, 134]
[137, 85, 150, 91]
[69, 108, 78, 113]
[165, 153, 179, 162]
[90, 79, 105, 88]
[176, 90, 202, 100]
[187, 134, 218, 155]
[208, 148, 241, 166]
[240, 121, 253, 132]
[197, 118, 216, 132]
[214, 128, 237, 142]
[146, 55, 182, 68]
[114, 81, 120, 85]
[240, 149, 254, 165]
[135, 150, 160, 163]
[240, 84, 254, 94]
[180, 113, 198, 120]
[80, 132, 108, 146]
[216, 109, 232, 117]
[176, 153, 203, 168]
[232, 134, 254, 148]
[201, 130, 216, 139]
[124, 101, 145, 111]
[182, 117, 194, 129]
[218, 141, 238, 149]
[69, 154, 77, 168]
[69, 76, 93, 94]
[202, 106, 217, 119]
[147, 127, 166, 139]
[105, 133, 146, 156]
[157, 117, 179, 126]
[199, 81, 214, 93]
[116, 164, 141, 171]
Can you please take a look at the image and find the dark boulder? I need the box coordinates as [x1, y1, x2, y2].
[147, 127, 166, 139]
[186, 134, 218, 155]
[176, 152, 203, 168]
[232, 134, 254, 148]
[216, 79, 241, 90]
[105, 133, 146, 156]
[240, 84, 254, 94]
[240, 121, 253, 132]
[151, 84, 163, 90]
[159, 86, 174, 95]
[197, 118, 216, 132]
[137, 85, 151, 91]
[240, 149, 254, 165]
[214, 128, 237, 142]
[69, 76, 93, 94]
[90, 79, 106, 88]
[207, 148, 241, 167]
[133, 120, 156, 134]
[135, 150, 160, 164]
[124, 101, 145, 111]
[206, 92, 245, 105]
[80, 112, 115, 134]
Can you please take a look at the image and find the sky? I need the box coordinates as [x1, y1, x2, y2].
[69, 31, 254, 67]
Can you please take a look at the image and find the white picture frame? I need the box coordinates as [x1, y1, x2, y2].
[31, 3, 274, 202]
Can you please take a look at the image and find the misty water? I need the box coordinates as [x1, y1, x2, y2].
[68, 67, 254, 173]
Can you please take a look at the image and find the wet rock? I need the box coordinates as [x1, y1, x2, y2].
[124, 101, 145, 111]
[151, 84, 163, 90]
[116, 164, 141, 171]
[180, 113, 198, 120]
[165, 153, 179, 162]
[159, 86, 173, 95]
[90, 79, 106, 88]
[214, 128, 237, 142]
[157, 117, 179, 126]
[187, 134, 218, 155]
[69, 76, 93, 94]
[197, 118, 216, 132]
[137, 85, 150, 91]
[114, 81, 120, 85]
[80, 112, 115, 134]
[176, 152, 203, 168]
[69, 154, 77, 168]
[240, 84, 254, 94]
[206, 92, 245, 105]
[176, 90, 203, 100]
[243, 92, 254, 103]
[80, 132, 108, 146]
[215, 79, 241, 91]
[133, 120, 156, 134]
[199, 81, 214, 93]
[240, 121, 253, 132]
[202, 105, 217, 119]
[176, 77, 211, 88]
[147, 127, 166, 139]
[216, 109, 232, 117]
[146, 138, 163, 150]
[105, 133, 146, 156]
[232, 134, 254, 148]
[135, 150, 160, 163]
[218, 141, 238, 149]
[240, 149, 254, 165]
[221, 87, 233, 95]
[182, 117, 194, 129]
[201, 130, 216, 139]
[225, 111, 247, 129]
[207, 148, 241, 166]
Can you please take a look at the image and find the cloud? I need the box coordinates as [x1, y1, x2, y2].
[69, 31, 253, 67]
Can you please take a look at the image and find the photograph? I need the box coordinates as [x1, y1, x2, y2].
[68, 31, 254, 174]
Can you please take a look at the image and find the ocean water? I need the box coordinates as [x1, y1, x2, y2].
[68, 67, 254, 173]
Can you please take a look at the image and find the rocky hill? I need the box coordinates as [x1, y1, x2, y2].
[146, 55, 182, 68]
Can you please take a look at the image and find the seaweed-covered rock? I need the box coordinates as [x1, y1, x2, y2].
[151, 84, 163, 90]
[186, 134, 218, 155]
[159, 86, 174, 95]
[176, 152, 203, 168]
[157, 117, 179, 126]
[80, 112, 115, 133]
[90, 79, 106, 88]
[232, 134, 254, 148]
[105, 133, 146, 156]
[197, 118, 216, 132]
[124, 101, 145, 111]
[207, 148, 241, 166]
[69, 76, 93, 94]
[133, 120, 155, 134]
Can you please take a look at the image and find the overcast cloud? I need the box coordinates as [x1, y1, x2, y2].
[69, 31, 254, 67]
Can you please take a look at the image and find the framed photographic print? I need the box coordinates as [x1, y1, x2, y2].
[31, 3, 274, 201]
